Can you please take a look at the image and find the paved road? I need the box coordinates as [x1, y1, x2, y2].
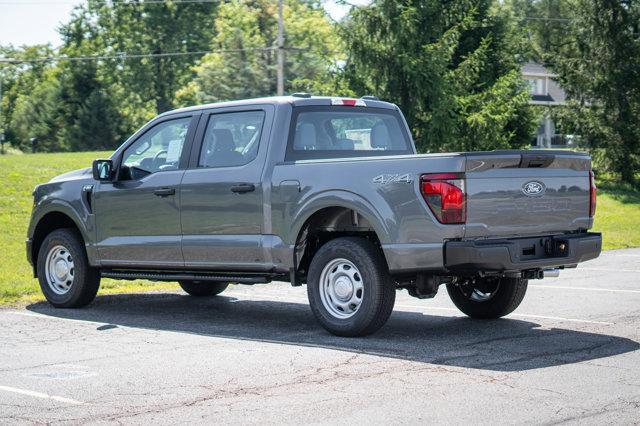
[1, 249, 639, 425]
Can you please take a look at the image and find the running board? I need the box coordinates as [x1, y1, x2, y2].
[101, 270, 270, 284]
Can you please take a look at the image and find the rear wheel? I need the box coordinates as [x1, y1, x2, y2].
[307, 237, 395, 337]
[37, 228, 100, 308]
[179, 281, 228, 297]
[446, 277, 528, 319]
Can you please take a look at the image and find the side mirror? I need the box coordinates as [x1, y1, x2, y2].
[92, 159, 114, 181]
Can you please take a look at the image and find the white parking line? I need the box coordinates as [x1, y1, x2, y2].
[3, 311, 127, 331]
[5, 311, 52, 319]
[578, 267, 640, 273]
[507, 313, 613, 325]
[0, 385, 85, 405]
[4, 310, 113, 326]
[530, 284, 640, 294]
[390, 304, 614, 325]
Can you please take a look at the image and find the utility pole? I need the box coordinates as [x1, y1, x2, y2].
[276, 0, 285, 96]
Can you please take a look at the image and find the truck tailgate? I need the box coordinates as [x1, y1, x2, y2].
[464, 151, 592, 238]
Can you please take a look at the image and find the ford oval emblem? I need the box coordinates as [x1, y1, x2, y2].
[522, 181, 546, 196]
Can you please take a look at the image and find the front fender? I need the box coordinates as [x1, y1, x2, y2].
[28, 191, 97, 268]
[29, 199, 90, 240]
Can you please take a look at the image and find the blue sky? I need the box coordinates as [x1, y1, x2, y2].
[0, 0, 369, 48]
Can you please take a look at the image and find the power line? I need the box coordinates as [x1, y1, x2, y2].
[0, 46, 321, 65]
[523, 16, 573, 23]
[0, 50, 212, 64]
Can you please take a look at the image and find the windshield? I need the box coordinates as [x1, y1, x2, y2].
[286, 106, 413, 161]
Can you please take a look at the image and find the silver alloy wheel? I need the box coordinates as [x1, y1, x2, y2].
[319, 258, 364, 319]
[45, 245, 75, 295]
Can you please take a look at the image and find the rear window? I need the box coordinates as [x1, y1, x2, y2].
[285, 106, 413, 161]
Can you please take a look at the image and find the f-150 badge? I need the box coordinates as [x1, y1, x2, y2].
[372, 174, 412, 184]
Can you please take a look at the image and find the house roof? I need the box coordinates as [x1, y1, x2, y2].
[522, 61, 566, 105]
[522, 62, 551, 75]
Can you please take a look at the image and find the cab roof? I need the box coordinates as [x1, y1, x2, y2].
[160, 95, 399, 118]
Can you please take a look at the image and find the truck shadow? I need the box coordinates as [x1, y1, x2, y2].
[27, 292, 639, 372]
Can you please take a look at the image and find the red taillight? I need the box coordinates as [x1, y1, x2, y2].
[589, 170, 597, 217]
[420, 173, 466, 224]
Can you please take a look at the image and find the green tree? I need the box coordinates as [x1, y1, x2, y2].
[342, 0, 537, 153]
[55, 61, 125, 151]
[87, 0, 218, 114]
[9, 68, 62, 152]
[53, 0, 218, 137]
[506, 0, 578, 60]
[54, 8, 127, 151]
[178, 0, 343, 104]
[4, 0, 220, 152]
[551, 0, 640, 183]
[0, 45, 58, 150]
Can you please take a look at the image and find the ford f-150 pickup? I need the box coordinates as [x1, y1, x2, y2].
[27, 95, 602, 336]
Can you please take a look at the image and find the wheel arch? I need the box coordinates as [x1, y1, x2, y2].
[30, 210, 87, 276]
[288, 191, 393, 244]
[291, 199, 392, 281]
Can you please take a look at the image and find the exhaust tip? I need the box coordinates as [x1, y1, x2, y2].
[543, 268, 560, 278]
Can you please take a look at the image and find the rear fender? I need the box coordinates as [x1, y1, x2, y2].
[288, 190, 393, 246]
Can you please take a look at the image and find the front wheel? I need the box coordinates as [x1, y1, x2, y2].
[307, 237, 396, 337]
[446, 277, 528, 319]
[37, 228, 100, 308]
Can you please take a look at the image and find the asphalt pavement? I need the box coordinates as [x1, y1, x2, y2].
[1, 249, 639, 424]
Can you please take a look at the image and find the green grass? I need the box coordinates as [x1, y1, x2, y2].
[593, 178, 640, 250]
[1, 151, 639, 305]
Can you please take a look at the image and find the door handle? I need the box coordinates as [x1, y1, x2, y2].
[230, 183, 255, 193]
[153, 187, 175, 197]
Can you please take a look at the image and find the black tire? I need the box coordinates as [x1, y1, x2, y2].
[446, 277, 528, 319]
[307, 237, 396, 337]
[37, 228, 100, 308]
[179, 281, 228, 297]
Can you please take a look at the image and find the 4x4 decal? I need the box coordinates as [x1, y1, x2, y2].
[372, 174, 412, 185]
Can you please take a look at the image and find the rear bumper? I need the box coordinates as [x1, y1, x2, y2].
[445, 232, 602, 273]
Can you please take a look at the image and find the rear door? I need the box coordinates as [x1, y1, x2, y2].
[464, 152, 592, 238]
[179, 105, 274, 271]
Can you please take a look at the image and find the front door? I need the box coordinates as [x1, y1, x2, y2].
[180, 108, 271, 271]
[94, 115, 198, 268]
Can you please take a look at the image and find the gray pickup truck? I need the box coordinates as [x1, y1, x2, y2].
[27, 95, 601, 336]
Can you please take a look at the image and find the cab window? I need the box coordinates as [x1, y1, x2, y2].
[199, 111, 265, 168]
[286, 106, 412, 161]
[120, 117, 191, 180]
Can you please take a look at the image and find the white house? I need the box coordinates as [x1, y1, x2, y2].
[522, 61, 575, 148]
